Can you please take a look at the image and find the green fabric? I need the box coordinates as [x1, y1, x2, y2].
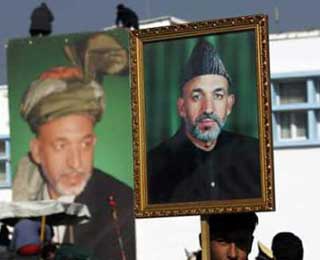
[144, 30, 258, 150]
[56, 243, 98, 260]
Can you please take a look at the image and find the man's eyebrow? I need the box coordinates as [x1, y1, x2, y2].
[82, 134, 95, 140]
[213, 87, 226, 93]
[191, 88, 203, 93]
[53, 137, 67, 142]
[50, 137, 68, 145]
[51, 134, 95, 142]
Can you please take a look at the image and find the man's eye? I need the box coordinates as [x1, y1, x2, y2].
[54, 143, 65, 150]
[214, 93, 224, 100]
[192, 93, 201, 101]
[82, 139, 94, 148]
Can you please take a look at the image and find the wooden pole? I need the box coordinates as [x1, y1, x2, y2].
[200, 215, 211, 260]
[69, 225, 75, 244]
[40, 215, 46, 242]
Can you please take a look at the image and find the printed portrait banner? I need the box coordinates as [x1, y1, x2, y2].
[7, 30, 133, 187]
[7, 29, 137, 259]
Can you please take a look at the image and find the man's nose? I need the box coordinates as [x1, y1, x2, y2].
[202, 96, 214, 114]
[67, 146, 82, 170]
[227, 243, 238, 259]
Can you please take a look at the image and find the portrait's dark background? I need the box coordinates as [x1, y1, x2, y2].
[7, 29, 134, 187]
[144, 30, 258, 150]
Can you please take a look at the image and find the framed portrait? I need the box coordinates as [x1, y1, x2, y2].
[130, 14, 275, 217]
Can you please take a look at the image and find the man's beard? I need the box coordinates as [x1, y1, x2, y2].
[185, 112, 225, 142]
[43, 168, 92, 197]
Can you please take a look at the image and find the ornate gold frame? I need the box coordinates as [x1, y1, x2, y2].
[130, 14, 275, 217]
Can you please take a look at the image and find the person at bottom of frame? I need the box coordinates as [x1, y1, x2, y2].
[12, 67, 135, 260]
[191, 212, 258, 260]
[148, 39, 261, 204]
[271, 232, 304, 260]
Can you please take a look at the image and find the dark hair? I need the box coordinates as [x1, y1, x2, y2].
[209, 212, 258, 236]
[271, 232, 303, 260]
[117, 4, 125, 10]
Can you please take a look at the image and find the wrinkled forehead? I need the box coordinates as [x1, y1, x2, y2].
[36, 113, 96, 139]
[182, 74, 230, 94]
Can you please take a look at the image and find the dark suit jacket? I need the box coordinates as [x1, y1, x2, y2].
[148, 130, 261, 204]
[64, 168, 136, 260]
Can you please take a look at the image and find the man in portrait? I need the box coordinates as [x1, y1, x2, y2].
[148, 39, 261, 204]
[12, 66, 135, 260]
[208, 213, 258, 260]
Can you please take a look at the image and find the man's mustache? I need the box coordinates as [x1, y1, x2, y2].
[195, 112, 224, 129]
[60, 170, 88, 178]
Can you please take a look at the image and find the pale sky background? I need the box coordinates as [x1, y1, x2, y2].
[1, 0, 320, 83]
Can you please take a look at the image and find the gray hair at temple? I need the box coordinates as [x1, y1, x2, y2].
[180, 39, 232, 94]
[20, 66, 105, 133]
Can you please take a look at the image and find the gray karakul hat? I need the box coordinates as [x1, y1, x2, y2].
[181, 39, 232, 88]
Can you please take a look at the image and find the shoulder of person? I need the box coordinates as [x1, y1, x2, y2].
[90, 168, 133, 193]
[148, 129, 187, 158]
[77, 168, 133, 210]
[220, 130, 259, 146]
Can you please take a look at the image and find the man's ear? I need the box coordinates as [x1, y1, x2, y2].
[177, 97, 186, 118]
[93, 133, 97, 146]
[30, 138, 41, 165]
[226, 94, 235, 116]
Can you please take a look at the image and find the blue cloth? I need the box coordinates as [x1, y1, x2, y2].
[11, 219, 52, 251]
